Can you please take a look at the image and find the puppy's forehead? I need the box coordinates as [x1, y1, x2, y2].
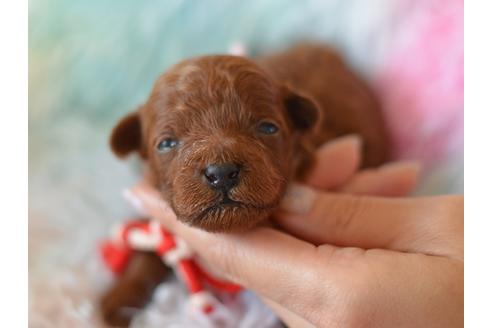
[150, 56, 282, 126]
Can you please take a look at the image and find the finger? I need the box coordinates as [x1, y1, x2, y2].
[339, 161, 421, 197]
[278, 185, 462, 255]
[303, 135, 362, 190]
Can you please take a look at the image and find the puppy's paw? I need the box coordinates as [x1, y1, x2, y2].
[100, 274, 170, 326]
[100, 282, 150, 327]
[100, 252, 171, 326]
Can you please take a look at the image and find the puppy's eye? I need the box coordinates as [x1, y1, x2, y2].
[157, 138, 179, 152]
[257, 122, 279, 135]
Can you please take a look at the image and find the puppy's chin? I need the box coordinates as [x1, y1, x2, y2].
[177, 205, 274, 233]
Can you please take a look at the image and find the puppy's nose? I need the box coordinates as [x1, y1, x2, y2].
[204, 163, 240, 191]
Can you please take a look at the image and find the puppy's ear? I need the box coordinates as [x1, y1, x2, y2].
[110, 111, 145, 158]
[283, 88, 320, 132]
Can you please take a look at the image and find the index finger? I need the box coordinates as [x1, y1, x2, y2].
[278, 185, 463, 258]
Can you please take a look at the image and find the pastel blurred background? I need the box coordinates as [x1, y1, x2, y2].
[29, 0, 463, 326]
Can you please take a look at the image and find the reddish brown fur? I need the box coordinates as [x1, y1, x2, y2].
[143, 56, 293, 231]
[101, 44, 390, 326]
[257, 44, 389, 168]
[100, 252, 170, 326]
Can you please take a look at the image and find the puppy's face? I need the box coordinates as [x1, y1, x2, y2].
[111, 56, 319, 232]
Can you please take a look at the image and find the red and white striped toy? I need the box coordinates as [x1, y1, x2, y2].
[100, 219, 242, 314]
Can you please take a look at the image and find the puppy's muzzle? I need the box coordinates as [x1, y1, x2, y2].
[204, 163, 240, 192]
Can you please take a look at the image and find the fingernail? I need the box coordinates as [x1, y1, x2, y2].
[280, 183, 317, 214]
[380, 161, 422, 175]
[122, 188, 147, 215]
[343, 134, 363, 149]
[320, 134, 363, 153]
[336, 134, 363, 151]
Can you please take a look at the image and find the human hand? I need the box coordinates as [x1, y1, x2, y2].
[127, 136, 463, 327]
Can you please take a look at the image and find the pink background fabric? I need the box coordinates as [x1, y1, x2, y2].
[376, 0, 463, 166]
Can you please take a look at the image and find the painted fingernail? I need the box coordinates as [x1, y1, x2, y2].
[280, 183, 317, 214]
[122, 188, 147, 215]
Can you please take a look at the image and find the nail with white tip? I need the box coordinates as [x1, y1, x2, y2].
[122, 188, 147, 215]
[379, 161, 422, 176]
[280, 183, 317, 214]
